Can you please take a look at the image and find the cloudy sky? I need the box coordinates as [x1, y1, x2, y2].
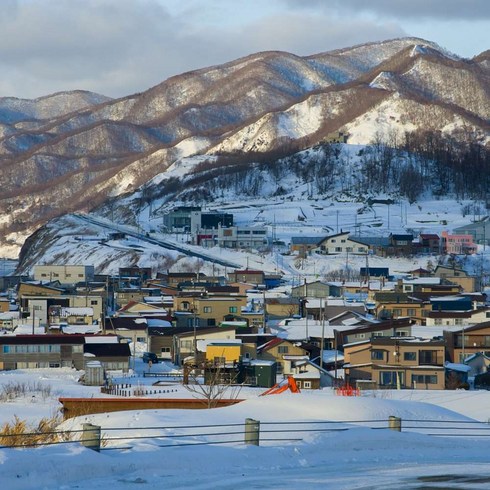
[0, 0, 488, 99]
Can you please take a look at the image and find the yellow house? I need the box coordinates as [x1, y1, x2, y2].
[206, 342, 242, 364]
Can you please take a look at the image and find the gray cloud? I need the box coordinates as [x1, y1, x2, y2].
[281, 0, 490, 20]
[0, 0, 482, 100]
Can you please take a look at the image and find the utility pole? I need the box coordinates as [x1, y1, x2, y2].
[262, 289, 266, 333]
[320, 297, 325, 371]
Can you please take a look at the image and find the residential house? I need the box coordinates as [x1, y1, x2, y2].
[174, 293, 248, 328]
[228, 270, 265, 286]
[0, 334, 85, 370]
[335, 318, 417, 348]
[415, 234, 441, 254]
[283, 355, 335, 389]
[48, 306, 95, 326]
[463, 352, 490, 377]
[18, 290, 104, 329]
[359, 267, 389, 279]
[173, 326, 240, 365]
[374, 292, 429, 323]
[433, 265, 478, 292]
[84, 336, 131, 371]
[205, 341, 243, 364]
[440, 231, 477, 255]
[291, 280, 331, 298]
[265, 297, 301, 319]
[344, 337, 446, 390]
[425, 295, 490, 327]
[119, 266, 152, 284]
[290, 237, 321, 258]
[160, 271, 208, 288]
[388, 234, 414, 256]
[357, 236, 391, 257]
[257, 338, 309, 374]
[105, 316, 148, 345]
[147, 326, 195, 361]
[444, 322, 490, 363]
[316, 232, 369, 255]
[116, 301, 168, 317]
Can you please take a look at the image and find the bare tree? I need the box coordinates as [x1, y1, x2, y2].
[183, 361, 243, 408]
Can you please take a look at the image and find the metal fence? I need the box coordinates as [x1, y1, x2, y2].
[2, 416, 490, 451]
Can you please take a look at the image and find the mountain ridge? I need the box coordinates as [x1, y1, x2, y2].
[1, 37, 488, 258]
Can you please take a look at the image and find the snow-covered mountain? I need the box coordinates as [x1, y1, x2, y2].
[2, 37, 489, 258]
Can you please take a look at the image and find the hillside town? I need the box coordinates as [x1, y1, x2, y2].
[3, 218, 490, 393]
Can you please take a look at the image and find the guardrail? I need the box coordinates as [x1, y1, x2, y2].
[2, 416, 490, 451]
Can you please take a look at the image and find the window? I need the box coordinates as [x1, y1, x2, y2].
[203, 306, 212, 313]
[411, 374, 437, 385]
[346, 247, 353, 253]
[392, 309, 402, 316]
[137, 337, 146, 343]
[2, 346, 10, 353]
[454, 318, 463, 326]
[419, 350, 438, 365]
[407, 309, 416, 316]
[161, 347, 171, 354]
[404, 352, 416, 361]
[278, 345, 289, 354]
[182, 301, 190, 310]
[186, 318, 198, 328]
[371, 350, 384, 360]
[72, 345, 83, 353]
[91, 300, 98, 305]
[434, 319, 442, 326]
[335, 247, 342, 252]
[380, 371, 404, 386]
[181, 340, 193, 350]
[213, 356, 226, 364]
[373, 332, 384, 338]
[207, 318, 216, 326]
[395, 330, 408, 337]
[229, 306, 237, 313]
[303, 381, 312, 389]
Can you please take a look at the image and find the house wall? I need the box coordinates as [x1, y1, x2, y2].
[0, 342, 84, 370]
[317, 234, 368, 255]
[148, 336, 173, 360]
[266, 302, 300, 318]
[206, 344, 242, 363]
[345, 340, 446, 389]
[175, 329, 237, 364]
[175, 296, 247, 327]
[450, 325, 490, 363]
[259, 342, 308, 372]
[33, 265, 94, 284]
[441, 231, 477, 254]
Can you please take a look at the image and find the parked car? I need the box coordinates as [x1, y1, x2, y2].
[142, 352, 158, 363]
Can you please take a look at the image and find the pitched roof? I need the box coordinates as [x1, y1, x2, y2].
[290, 236, 322, 245]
